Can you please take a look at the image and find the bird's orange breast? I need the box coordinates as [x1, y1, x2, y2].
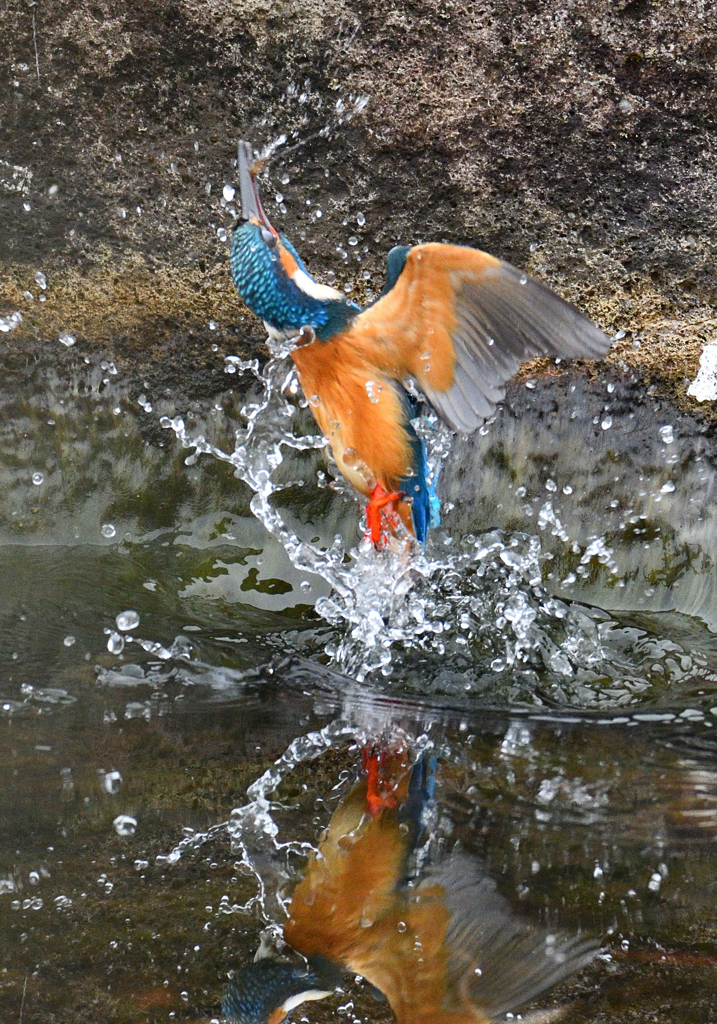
[291, 335, 415, 496]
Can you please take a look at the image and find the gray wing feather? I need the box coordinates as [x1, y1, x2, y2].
[419, 853, 597, 1020]
[421, 262, 611, 434]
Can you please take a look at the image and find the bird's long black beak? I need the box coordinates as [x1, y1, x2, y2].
[238, 140, 274, 229]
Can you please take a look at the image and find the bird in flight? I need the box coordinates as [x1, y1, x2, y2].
[230, 142, 611, 547]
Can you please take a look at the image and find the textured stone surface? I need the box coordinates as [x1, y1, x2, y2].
[0, 0, 715, 405]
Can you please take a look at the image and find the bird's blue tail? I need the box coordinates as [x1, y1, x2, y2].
[397, 389, 440, 545]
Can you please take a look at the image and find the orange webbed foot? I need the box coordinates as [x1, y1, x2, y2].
[366, 483, 406, 548]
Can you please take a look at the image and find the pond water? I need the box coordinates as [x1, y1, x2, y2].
[0, 345, 716, 1023]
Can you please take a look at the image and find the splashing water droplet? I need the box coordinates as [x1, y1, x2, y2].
[63, 636, 75, 647]
[113, 815, 137, 837]
[519, 274, 528, 285]
[659, 424, 674, 444]
[222, 184, 235, 203]
[34, 271, 47, 290]
[101, 523, 117, 539]
[59, 332, 75, 347]
[660, 480, 675, 494]
[32, 472, 44, 486]
[356, 212, 366, 227]
[116, 610, 140, 632]
[107, 632, 125, 654]
[601, 416, 613, 430]
[102, 770, 123, 795]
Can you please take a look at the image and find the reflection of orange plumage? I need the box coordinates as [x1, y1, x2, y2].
[285, 751, 467, 1024]
[222, 748, 596, 1024]
[280, 750, 595, 1024]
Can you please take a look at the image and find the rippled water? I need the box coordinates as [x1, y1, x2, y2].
[1, 349, 716, 1022]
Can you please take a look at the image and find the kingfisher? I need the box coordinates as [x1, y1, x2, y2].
[222, 747, 597, 1024]
[230, 141, 611, 547]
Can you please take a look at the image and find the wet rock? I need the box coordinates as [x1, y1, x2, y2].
[0, 0, 715, 407]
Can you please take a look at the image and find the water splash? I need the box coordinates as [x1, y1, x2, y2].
[157, 350, 717, 706]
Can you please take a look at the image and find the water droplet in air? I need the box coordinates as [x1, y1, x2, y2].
[107, 632, 125, 654]
[545, 479, 557, 492]
[660, 481, 675, 494]
[274, 192, 283, 204]
[525, 380, 535, 390]
[34, 271, 47, 290]
[102, 770, 123, 795]
[59, 332, 75, 347]
[659, 424, 674, 444]
[113, 815, 137, 837]
[613, 329, 626, 340]
[63, 636, 76, 647]
[281, 173, 290, 185]
[519, 274, 528, 285]
[397, 921, 407, 933]
[116, 610, 140, 632]
[348, 236, 358, 246]
[23, 202, 31, 212]
[32, 472, 44, 486]
[24, 290, 34, 301]
[648, 872, 662, 892]
[101, 523, 117, 538]
[529, 241, 539, 252]
[217, 227, 228, 242]
[222, 185, 235, 203]
[601, 416, 613, 430]
[309, 394, 321, 407]
[343, 282, 353, 293]
[562, 484, 573, 495]
[48, 184, 59, 196]
[357, 212, 366, 227]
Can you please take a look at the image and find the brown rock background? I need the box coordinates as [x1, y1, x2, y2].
[1, 0, 715, 403]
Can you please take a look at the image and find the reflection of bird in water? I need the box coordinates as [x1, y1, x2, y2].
[230, 141, 611, 547]
[222, 747, 597, 1024]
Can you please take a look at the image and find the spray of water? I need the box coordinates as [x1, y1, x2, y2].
[158, 348, 713, 707]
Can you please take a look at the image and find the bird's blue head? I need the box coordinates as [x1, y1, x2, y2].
[230, 142, 360, 341]
[221, 959, 335, 1024]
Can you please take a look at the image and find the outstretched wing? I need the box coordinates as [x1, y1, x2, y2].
[355, 244, 611, 434]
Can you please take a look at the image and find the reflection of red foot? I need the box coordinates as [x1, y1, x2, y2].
[362, 746, 400, 819]
[366, 483, 405, 548]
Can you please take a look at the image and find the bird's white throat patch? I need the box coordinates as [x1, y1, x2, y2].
[291, 267, 345, 302]
[280, 988, 333, 1014]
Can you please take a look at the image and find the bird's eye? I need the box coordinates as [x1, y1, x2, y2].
[261, 227, 277, 248]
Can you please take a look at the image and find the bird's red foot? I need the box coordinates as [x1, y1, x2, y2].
[362, 745, 403, 819]
[366, 484, 405, 548]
